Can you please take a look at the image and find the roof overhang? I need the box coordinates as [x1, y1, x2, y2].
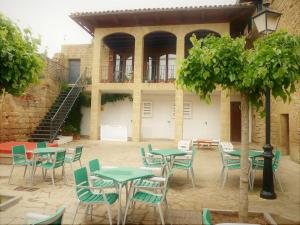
[70, 3, 256, 36]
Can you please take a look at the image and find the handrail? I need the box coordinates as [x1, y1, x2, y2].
[49, 68, 87, 141]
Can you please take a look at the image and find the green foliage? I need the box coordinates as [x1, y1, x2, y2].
[243, 31, 300, 109]
[101, 94, 132, 106]
[63, 97, 82, 135]
[177, 31, 300, 112]
[0, 13, 45, 96]
[61, 124, 77, 135]
[177, 34, 246, 102]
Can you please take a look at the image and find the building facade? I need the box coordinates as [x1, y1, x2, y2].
[58, 1, 299, 162]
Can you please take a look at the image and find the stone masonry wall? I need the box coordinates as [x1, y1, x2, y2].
[252, 0, 300, 163]
[60, 44, 93, 79]
[0, 59, 63, 141]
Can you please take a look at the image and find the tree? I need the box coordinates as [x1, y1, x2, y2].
[0, 13, 44, 96]
[177, 31, 300, 222]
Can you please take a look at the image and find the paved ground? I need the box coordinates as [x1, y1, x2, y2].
[0, 139, 299, 224]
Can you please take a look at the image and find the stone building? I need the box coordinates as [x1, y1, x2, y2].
[58, 1, 299, 162]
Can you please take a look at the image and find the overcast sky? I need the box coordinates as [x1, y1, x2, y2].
[0, 0, 235, 57]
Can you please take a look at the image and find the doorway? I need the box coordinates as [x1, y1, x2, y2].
[68, 59, 80, 84]
[280, 114, 290, 155]
[230, 102, 241, 142]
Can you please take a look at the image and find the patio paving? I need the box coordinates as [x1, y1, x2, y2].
[0, 139, 299, 224]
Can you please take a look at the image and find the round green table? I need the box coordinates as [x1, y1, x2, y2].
[94, 167, 153, 224]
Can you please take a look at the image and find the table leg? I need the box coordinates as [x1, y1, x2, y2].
[30, 155, 36, 186]
[118, 183, 122, 225]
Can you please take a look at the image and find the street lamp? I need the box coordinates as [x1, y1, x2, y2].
[252, 0, 282, 200]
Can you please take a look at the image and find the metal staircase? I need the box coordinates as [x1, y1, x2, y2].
[30, 72, 85, 143]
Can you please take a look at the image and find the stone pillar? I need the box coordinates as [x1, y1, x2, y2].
[91, 31, 103, 84]
[175, 34, 185, 141]
[220, 90, 231, 141]
[90, 89, 101, 140]
[132, 89, 142, 142]
[133, 34, 144, 83]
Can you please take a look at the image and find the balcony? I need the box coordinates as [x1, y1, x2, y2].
[143, 63, 176, 83]
[100, 60, 134, 83]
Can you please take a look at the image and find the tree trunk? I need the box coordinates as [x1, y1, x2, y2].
[239, 94, 249, 222]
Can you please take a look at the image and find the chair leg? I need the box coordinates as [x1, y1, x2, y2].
[274, 171, 284, 192]
[190, 168, 196, 188]
[62, 165, 66, 184]
[79, 160, 82, 168]
[90, 205, 93, 220]
[23, 165, 27, 177]
[164, 198, 172, 225]
[106, 205, 113, 225]
[251, 169, 256, 190]
[51, 169, 55, 186]
[8, 165, 15, 184]
[221, 168, 228, 189]
[44, 169, 47, 180]
[122, 198, 131, 225]
[158, 204, 165, 225]
[72, 201, 80, 225]
[220, 167, 225, 181]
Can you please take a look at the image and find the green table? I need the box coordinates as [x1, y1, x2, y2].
[151, 149, 187, 169]
[94, 167, 153, 224]
[226, 150, 263, 158]
[30, 147, 66, 186]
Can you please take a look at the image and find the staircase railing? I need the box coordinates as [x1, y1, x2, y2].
[49, 68, 87, 142]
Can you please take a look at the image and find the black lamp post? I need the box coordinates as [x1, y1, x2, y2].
[252, 0, 282, 200]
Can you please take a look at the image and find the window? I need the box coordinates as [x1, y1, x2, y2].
[183, 102, 192, 119]
[142, 101, 153, 118]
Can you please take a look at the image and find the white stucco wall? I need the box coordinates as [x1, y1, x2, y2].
[141, 94, 175, 140]
[183, 94, 221, 140]
[80, 99, 133, 137]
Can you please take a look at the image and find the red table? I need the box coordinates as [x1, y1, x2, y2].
[0, 141, 58, 159]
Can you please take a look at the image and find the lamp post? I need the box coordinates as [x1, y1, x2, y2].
[252, 0, 282, 200]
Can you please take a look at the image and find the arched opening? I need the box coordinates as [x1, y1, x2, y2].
[102, 33, 135, 83]
[143, 31, 176, 83]
[185, 30, 220, 57]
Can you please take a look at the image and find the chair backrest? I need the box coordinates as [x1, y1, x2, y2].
[37, 142, 47, 148]
[140, 147, 148, 166]
[53, 151, 66, 168]
[147, 144, 153, 153]
[73, 146, 83, 162]
[178, 140, 191, 151]
[220, 142, 233, 151]
[12, 145, 27, 164]
[273, 149, 281, 171]
[89, 159, 100, 174]
[202, 208, 212, 225]
[74, 167, 93, 200]
[31, 207, 65, 225]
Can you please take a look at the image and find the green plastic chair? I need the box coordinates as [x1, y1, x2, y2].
[36, 142, 50, 160]
[122, 172, 172, 225]
[172, 147, 196, 187]
[140, 148, 166, 176]
[73, 167, 119, 225]
[65, 146, 83, 171]
[25, 207, 65, 225]
[147, 144, 164, 164]
[41, 150, 66, 185]
[251, 149, 283, 192]
[9, 145, 41, 184]
[202, 208, 212, 225]
[88, 159, 115, 189]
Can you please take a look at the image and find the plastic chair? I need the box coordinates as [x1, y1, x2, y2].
[41, 150, 66, 185]
[122, 172, 172, 225]
[72, 167, 119, 225]
[140, 148, 166, 176]
[147, 144, 163, 164]
[202, 208, 212, 225]
[172, 147, 196, 187]
[8, 145, 41, 184]
[36, 142, 50, 160]
[88, 159, 115, 189]
[251, 149, 284, 192]
[177, 140, 191, 151]
[65, 146, 83, 171]
[25, 207, 65, 225]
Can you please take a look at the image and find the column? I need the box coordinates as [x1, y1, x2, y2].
[91, 31, 103, 84]
[175, 33, 185, 141]
[220, 89, 231, 141]
[133, 34, 144, 83]
[90, 89, 101, 140]
[132, 89, 142, 142]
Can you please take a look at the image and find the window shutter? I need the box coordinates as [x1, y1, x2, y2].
[183, 102, 192, 119]
[142, 101, 153, 118]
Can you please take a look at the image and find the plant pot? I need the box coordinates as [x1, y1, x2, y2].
[73, 134, 81, 140]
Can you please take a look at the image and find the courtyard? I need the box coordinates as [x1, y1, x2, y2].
[0, 140, 299, 224]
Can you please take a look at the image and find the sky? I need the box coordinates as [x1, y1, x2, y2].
[0, 0, 235, 57]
